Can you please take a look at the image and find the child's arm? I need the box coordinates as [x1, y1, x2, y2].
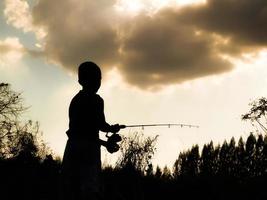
[100, 123, 121, 133]
[98, 97, 121, 133]
[99, 139, 108, 147]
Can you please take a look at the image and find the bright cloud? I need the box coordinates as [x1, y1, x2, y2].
[114, 0, 206, 15]
[0, 37, 24, 66]
[4, 0, 33, 32]
[4, 0, 45, 39]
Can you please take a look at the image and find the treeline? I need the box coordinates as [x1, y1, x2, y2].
[173, 134, 267, 179]
[3, 132, 267, 200]
[103, 134, 267, 200]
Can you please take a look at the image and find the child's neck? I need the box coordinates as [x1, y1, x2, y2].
[81, 87, 97, 94]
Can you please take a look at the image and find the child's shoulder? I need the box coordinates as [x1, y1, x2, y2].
[71, 91, 83, 101]
[95, 94, 104, 104]
[71, 91, 104, 105]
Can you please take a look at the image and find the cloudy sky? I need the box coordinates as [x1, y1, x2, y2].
[1, 0, 267, 168]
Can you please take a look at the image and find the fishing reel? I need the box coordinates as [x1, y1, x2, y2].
[105, 124, 126, 153]
[105, 132, 122, 154]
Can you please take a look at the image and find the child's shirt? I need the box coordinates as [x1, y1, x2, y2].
[66, 90, 107, 141]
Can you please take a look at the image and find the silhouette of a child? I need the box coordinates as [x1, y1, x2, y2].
[60, 61, 122, 200]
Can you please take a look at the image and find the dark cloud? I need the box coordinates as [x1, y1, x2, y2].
[118, 10, 232, 89]
[32, 0, 119, 72]
[177, 0, 267, 49]
[31, 0, 267, 89]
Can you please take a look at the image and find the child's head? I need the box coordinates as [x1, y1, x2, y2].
[78, 61, 102, 93]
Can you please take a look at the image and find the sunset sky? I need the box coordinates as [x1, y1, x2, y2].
[1, 0, 267, 168]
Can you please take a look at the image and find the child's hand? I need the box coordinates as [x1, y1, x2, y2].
[110, 124, 126, 133]
[110, 124, 121, 133]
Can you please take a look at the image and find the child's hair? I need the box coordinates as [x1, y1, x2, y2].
[78, 61, 101, 85]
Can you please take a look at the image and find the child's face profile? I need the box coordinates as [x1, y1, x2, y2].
[81, 74, 101, 93]
[78, 62, 102, 93]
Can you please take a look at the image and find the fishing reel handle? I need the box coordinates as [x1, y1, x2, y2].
[105, 124, 125, 154]
[105, 133, 122, 154]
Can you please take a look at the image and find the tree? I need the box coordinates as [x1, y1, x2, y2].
[12, 120, 51, 161]
[155, 165, 162, 178]
[255, 134, 264, 176]
[245, 133, 256, 177]
[161, 165, 172, 180]
[0, 83, 26, 158]
[0, 83, 51, 159]
[173, 145, 200, 178]
[218, 140, 230, 176]
[200, 142, 217, 176]
[228, 137, 237, 177]
[116, 132, 158, 174]
[242, 97, 267, 134]
[0, 83, 26, 120]
[262, 135, 267, 175]
[173, 152, 186, 178]
[186, 145, 200, 177]
[235, 137, 246, 179]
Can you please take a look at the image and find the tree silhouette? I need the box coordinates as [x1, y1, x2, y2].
[245, 133, 256, 177]
[0, 83, 26, 158]
[155, 165, 162, 178]
[262, 135, 267, 175]
[0, 83, 57, 200]
[200, 142, 218, 176]
[0, 83, 50, 160]
[116, 132, 158, 174]
[235, 137, 246, 179]
[242, 97, 267, 134]
[186, 145, 200, 177]
[255, 134, 264, 176]
[161, 165, 172, 180]
[0, 83, 26, 119]
[173, 151, 187, 178]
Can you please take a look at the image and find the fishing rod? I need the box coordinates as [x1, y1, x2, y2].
[120, 123, 199, 129]
[105, 123, 199, 153]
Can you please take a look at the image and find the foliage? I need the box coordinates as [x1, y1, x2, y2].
[173, 133, 267, 179]
[0, 83, 51, 159]
[0, 83, 26, 120]
[242, 97, 267, 134]
[116, 132, 158, 174]
[0, 83, 58, 200]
